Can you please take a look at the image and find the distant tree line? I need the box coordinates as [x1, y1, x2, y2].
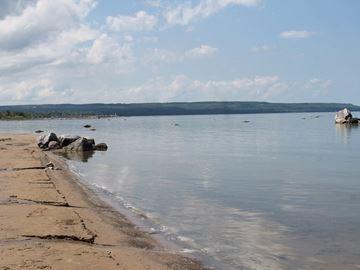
[0, 102, 359, 120]
[0, 110, 33, 120]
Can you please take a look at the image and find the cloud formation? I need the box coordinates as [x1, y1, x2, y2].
[106, 11, 158, 32]
[144, 44, 218, 64]
[0, 0, 338, 105]
[279, 30, 315, 39]
[164, 0, 262, 26]
[0, 0, 97, 50]
[122, 75, 283, 103]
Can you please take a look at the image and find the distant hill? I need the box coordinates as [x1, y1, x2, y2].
[0, 102, 359, 119]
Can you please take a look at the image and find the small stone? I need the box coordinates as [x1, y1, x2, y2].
[83, 124, 91, 128]
[46, 162, 55, 169]
[94, 143, 108, 151]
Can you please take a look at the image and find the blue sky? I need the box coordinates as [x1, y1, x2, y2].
[0, 0, 359, 105]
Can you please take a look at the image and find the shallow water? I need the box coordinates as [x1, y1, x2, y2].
[1, 113, 360, 270]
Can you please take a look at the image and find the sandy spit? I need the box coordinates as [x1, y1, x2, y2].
[0, 133, 210, 270]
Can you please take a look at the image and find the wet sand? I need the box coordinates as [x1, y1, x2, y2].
[0, 134, 208, 270]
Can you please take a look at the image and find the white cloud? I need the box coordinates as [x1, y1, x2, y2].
[0, 0, 137, 105]
[164, 0, 262, 26]
[0, 0, 35, 19]
[0, 78, 56, 102]
[279, 30, 315, 39]
[145, 0, 164, 8]
[185, 45, 218, 57]
[86, 34, 133, 70]
[120, 74, 282, 103]
[306, 78, 333, 89]
[251, 45, 273, 53]
[106, 11, 158, 32]
[0, 0, 97, 50]
[144, 44, 218, 64]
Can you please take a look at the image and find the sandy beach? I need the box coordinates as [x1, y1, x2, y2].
[0, 133, 208, 270]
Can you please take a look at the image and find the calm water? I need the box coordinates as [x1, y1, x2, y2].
[1, 113, 360, 270]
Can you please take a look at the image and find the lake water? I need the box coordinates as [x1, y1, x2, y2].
[1, 113, 360, 270]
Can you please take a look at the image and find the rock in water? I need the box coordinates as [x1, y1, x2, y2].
[84, 124, 91, 128]
[64, 137, 95, 151]
[94, 143, 108, 151]
[58, 134, 81, 147]
[48, 141, 61, 150]
[37, 133, 59, 149]
[335, 108, 358, 124]
[35, 130, 44, 133]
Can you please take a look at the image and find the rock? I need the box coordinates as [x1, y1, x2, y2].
[243, 120, 250, 123]
[64, 137, 95, 152]
[90, 128, 96, 131]
[94, 143, 108, 151]
[84, 124, 91, 128]
[57, 150, 95, 162]
[46, 162, 55, 169]
[335, 108, 358, 124]
[37, 133, 59, 149]
[47, 141, 61, 150]
[35, 130, 44, 133]
[58, 134, 81, 147]
[349, 118, 360, 124]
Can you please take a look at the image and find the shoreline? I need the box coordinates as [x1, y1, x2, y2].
[0, 133, 209, 270]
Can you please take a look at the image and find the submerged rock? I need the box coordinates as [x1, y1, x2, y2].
[37, 133, 59, 149]
[94, 143, 108, 151]
[35, 130, 44, 134]
[58, 134, 80, 148]
[64, 137, 95, 152]
[335, 108, 359, 124]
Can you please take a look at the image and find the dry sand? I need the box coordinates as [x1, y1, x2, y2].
[0, 134, 209, 270]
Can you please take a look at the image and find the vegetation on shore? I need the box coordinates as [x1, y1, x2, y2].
[0, 111, 33, 120]
[0, 101, 360, 119]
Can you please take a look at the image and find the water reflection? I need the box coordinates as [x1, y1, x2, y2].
[55, 150, 95, 162]
[167, 196, 293, 270]
[335, 124, 359, 144]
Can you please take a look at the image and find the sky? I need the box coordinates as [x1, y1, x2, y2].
[0, 0, 359, 105]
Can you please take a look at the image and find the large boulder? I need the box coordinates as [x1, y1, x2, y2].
[37, 133, 59, 149]
[64, 137, 95, 152]
[48, 141, 61, 150]
[58, 134, 81, 148]
[335, 108, 359, 124]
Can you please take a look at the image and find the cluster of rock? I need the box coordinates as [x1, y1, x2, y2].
[335, 108, 360, 124]
[37, 133, 108, 152]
